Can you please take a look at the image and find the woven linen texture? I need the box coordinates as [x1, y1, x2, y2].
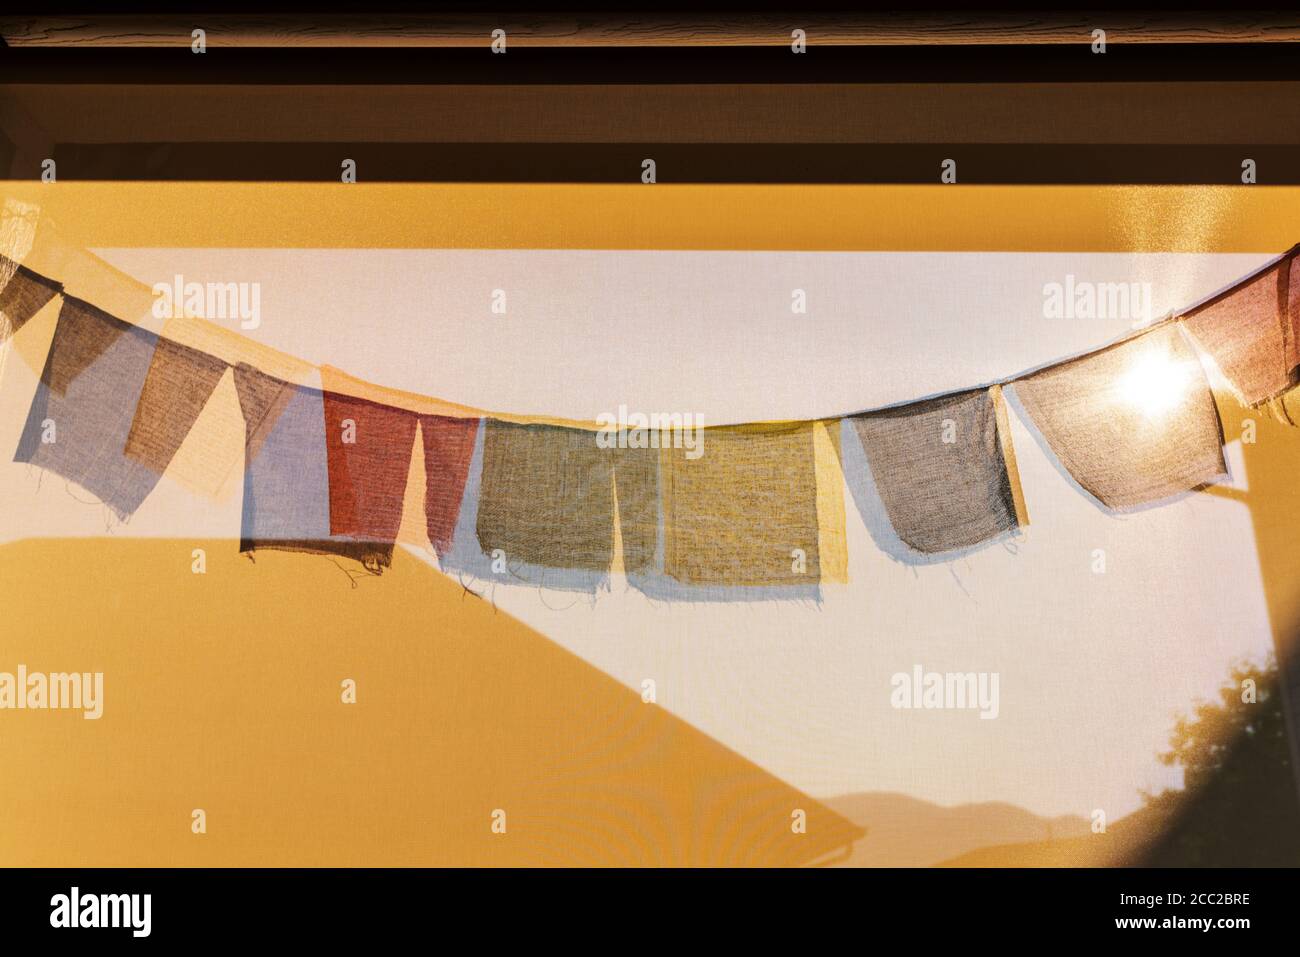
[124, 337, 228, 479]
[323, 391, 419, 549]
[476, 420, 618, 575]
[471, 419, 660, 583]
[661, 422, 820, 586]
[1012, 324, 1227, 510]
[611, 436, 660, 576]
[849, 388, 1022, 554]
[420, 414, 480, 554]
[1182, 251, 1300, 405]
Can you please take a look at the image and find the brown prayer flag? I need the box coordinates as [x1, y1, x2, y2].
[0, 256, 61, 343]
[1183, 251, 1300, 405]
[1013, 324, 1227, 510]
[124, 337, 228, 478]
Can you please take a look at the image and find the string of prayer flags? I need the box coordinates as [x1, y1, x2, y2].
[13, 297, 168, 520]
[11, 246, 1300, 594]
[1011, 324, 1227, 510]
[848, 387, 1026, 555]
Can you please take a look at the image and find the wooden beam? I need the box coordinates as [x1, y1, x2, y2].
[3, 13, 1300, 48]
[10, 82, 1300, 146]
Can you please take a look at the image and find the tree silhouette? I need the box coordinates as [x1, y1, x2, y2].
[1137, 654, 1300, 865]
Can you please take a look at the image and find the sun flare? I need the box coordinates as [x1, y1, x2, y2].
[1116, 350, 1195, 418]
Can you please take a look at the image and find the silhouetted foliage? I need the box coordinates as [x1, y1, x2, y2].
[1137, 654, 1300, 866]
